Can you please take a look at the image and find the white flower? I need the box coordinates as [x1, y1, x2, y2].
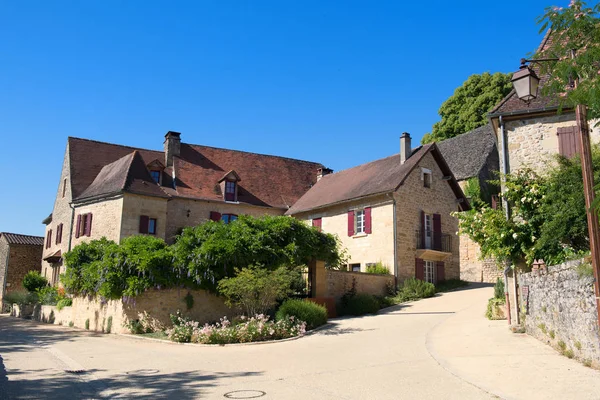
[513, 233, 518, 239]
[532, 236, 536, 241]
[521, 197, 527, 203]
[501, 233, 505, 238]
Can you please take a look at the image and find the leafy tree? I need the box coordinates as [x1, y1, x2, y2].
[422, 72, 513, 144]
[217, 266, 297, 316]
[536, 1, 600, 121]
[22, 271, 48, 292]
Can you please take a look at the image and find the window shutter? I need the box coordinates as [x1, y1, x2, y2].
[557, 126, 580, 158]
[75, 215, 81, 238]
[347, 211, 355, 236]
[48, 230, 52, 248]
[55, 224, 62, 245]
[139, 215, 149, 234]
[364, 207, 372, 234]
[312, 218, 322, 231]
[415, 258, 424, 281]
[209, 211, 221, 221]
[85, 213, 93, 237]
[420, 210, 425, 248]
[436, 261, 445, 283]
[433, 213, 442, 250]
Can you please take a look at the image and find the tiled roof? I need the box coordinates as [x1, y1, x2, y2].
[0, 232, 44, 246]
[68, 137, 323, 209]
[490, 30, 566, 116]
[286, 144, 468, 215]
[437, 124, 498, 181]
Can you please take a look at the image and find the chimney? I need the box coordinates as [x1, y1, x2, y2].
[317, 167, 333, 181]
[164, 131, 181, 167]
[400, 132, 411, 164]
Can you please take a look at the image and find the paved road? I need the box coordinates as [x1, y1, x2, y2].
[1, 285, 599, 399]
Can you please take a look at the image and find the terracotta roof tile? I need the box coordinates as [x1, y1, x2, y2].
[0, 232, 44, 246]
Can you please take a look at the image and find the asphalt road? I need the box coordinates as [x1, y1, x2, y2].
[1, 284, 599, 399]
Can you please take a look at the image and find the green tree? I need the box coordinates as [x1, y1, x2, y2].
[422, 72, 513, 144]
[536, 1, 600, 121]
[22, 271, 48, 292]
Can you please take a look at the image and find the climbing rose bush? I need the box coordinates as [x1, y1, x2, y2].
[166, 313, 306, 344]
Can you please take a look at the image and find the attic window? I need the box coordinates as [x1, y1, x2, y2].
[225, 181, 237, 202]
[150, 170, 161, 184]
[421, 168, 432, 188]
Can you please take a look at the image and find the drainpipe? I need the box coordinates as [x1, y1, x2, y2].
[68, 203, 75, 252]
[503, 264, 512, 325]
[499, 115, 509, 219]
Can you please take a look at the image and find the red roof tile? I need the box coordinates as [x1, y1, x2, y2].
[0, 232, 44, 246]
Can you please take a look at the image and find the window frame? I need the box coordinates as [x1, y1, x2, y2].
[350, 263, 361, 272]
[150, 170, 161, 184]
[355, 209, 366, 234]
[421, 168, 432, 188]
[224, 180, 237, 202]
[148, 218, 157, 235]
[221, 214, 238, 224]
[424, 260, 436, 283]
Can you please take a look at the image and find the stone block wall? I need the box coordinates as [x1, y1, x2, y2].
[459, 234, 502, 283]
[519, 259, 600, 367]
[326, 270, 394, 300]
[0, 240, 43, 304]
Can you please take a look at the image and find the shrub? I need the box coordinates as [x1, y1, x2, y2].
[365, 262, 390, 275]
[485, 298, 506, 320]
[435, 279, 469, 293]
[68, 321, 74, 327]
[493, 277, 505, 299]
[341, 293, 380, 316]
[56, 298, 73, 310]
[85, 319, 90, 330]
[217, 266, 297, 316]
[23, 271, 48, 292]
[125, 318, 153, 334]
[3, 291, 37, 306]
[276, 299, 327, 330]
[37, 286, 59, 305]
[575, 341, 582, 351]
[106, 316, 113, 334]
[564, 349, 575, 359]
[558, 340, 567, 351]
[538, 323, 547, 334]
[398, 278, 436, 301]
[549, 330, 556, 339]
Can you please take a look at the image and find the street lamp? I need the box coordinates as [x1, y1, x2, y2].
[512, 56, 600, 328]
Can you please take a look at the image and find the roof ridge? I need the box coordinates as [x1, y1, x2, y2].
[0, 232, 44, 238]
[186, 143, 323, 166]
[69, 137, 162, 154]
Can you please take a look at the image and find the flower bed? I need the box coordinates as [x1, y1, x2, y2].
[166, 312, 307, 344]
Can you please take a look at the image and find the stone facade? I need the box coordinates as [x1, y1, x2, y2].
[33, 288, 233, 334]
[459, 233, 502, 283]
[326, 270, 394, 300]
[519, 259, 600, 367]
[294, 194, 395, 272]
[0, 239, 43, 305]
[395, 152, 460, 282]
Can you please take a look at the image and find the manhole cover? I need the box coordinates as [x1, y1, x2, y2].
[223, 390, 266, 399]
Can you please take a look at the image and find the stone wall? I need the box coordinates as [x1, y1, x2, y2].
[33, 288, 233, 334]
[0, 238, 43, 304]
[292, 194, 395, 272]
[459, 234, 502, 283]
[395, 151, 460, 281]
[326, 270, 394, 300]
[519, 259, 600, 367]
[121, 193, 168, 240]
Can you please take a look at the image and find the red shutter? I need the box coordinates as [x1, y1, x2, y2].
[436, 261, 445, 283]
[433, 213, 442, 250]
[364, 207, 372, 234]
[48, 230, 52, 248]
[139, 215, 149, 233]
[75, 215, 81, 238]
[55, 224, 62, 245]
[312, 218, 322, 231]
[347, 211, 355, 236]
[420, 210, 425, 248]
[209, 211, 221, 222]
[415, 258, 424, 280]
[85, 213, 93, 237]
[557, 126, 580, 158]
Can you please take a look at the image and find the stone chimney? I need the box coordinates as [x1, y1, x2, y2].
[317, 167, 333, 181]
[400, 132, 411, 165]
[164, 131, 181, 167]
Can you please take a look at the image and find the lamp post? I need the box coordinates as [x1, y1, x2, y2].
[512, 56, 600, 328]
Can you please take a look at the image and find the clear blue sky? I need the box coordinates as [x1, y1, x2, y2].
[0, 0, 561, 236]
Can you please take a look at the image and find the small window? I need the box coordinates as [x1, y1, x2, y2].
[46, 230, 53, 249]
[62, 178, 67, 198]
[355, 210, 365, 234]
[423, 170, 432, 188]
[221, 214, 238, 224]
[225, 181, 236, 202]
[148, 218, 157, 234]
[350, 263, 361, 272]
[150, 170, 161, 183]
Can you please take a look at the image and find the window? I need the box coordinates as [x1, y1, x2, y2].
[75, 213, 93, 238]
[422, 168, 432, 188]
[55, 223, 63, 245]
[355, 210, 365, 234]
[221, 214, 238, 224]
[150, 170, 161, 183]
[424, 260, 436, 283]
[46, 229, 53, 249]
[148, 218, 157, 234]
[312, 217, 322, 231]
[350, 263, 361, 272]
[424, 213, 432, 249]
[62, 178, 67, 198]
[225, 181, 236, 202]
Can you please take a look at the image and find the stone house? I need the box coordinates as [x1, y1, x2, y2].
[286, 133, 470, 284]
[437, 124, 503, 283]
[0, 232, 44, 305]
[41, 131, 324, 285]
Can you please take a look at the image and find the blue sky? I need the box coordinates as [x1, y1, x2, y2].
[0, 0, 560, 236]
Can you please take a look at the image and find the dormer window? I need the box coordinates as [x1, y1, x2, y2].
[150, 170, 161, 183]
[219, 170, 241, 203]
[225, 181, 236, 202]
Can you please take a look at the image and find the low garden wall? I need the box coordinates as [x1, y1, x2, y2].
[519, 259, 600, 367]
[326, 270, 394, 300]
[33, 288, 233, 334]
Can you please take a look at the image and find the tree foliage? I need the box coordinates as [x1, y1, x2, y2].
[455, 147, 600, 267]
[536, 1, 600, 121]
[421, 72, 513, 144]
[22, 271, 48, 292]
